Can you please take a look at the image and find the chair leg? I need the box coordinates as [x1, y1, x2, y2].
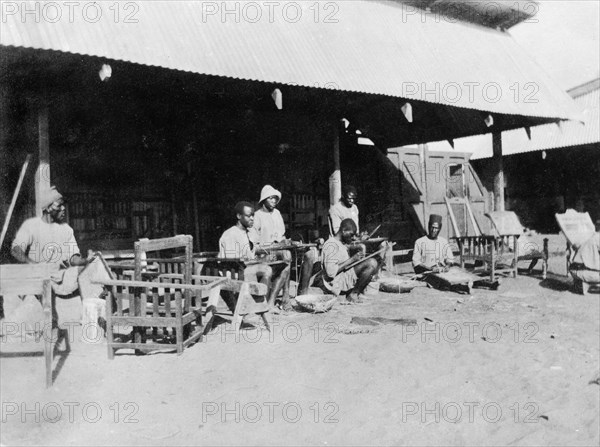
[260, 312, 271, 332]
[233, 314, 243, 336]
[44, 325, 53, 388]
[542, 259, 547, 280]
[176, 323, 184, 355]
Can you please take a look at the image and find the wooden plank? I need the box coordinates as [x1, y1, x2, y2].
[464, 198, 482, 236]
[158, 274, 265, 295]
[0, 263, 58, 280]
[109, 316, 179, 326]
[135, 235, 193, 253]
[555, 209, 595, 248]
[0, 154, 31, 249]
[485, 211, 523, 236]
[0, 281, 45, 295]
[444, 196, 461, 238]
[94, 278, 224, 291]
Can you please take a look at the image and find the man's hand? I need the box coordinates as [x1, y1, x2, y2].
[359, 231, 370, 241]
[352, 251, 365, 262]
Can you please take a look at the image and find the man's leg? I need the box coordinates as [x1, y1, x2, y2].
[250, 265, 272, 290]
[269, 262, 291, 308]
[298, 248, 317, 296]
[348, 258, 380, 300]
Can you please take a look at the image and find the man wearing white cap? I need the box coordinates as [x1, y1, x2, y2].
[7, 185, 89, 331]
[250, 185, 291, 311]
[12, 186, 88, 271]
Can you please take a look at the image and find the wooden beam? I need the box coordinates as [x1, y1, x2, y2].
[35, 97, 50, 217]
[492, 132, 505, 211]
[187, 162, 201, 251]
[329, 120, 342, 206]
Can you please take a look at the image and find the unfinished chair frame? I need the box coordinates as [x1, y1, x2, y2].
[0, 264, 57, 387]
[455, 235, 519, 282]
[102, 277, 225, 357]
[101, 234, 223, 357]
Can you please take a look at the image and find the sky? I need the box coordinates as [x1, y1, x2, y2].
[508, 0, 600, 89]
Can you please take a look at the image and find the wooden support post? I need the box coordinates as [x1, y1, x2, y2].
[187, 162, 200, 251]
[35, 98, 50, 217]
[492, 132, 505, 211]
[329, 121, 342, 207]
[170, 188, 178, 235]
[420, 143, 429, 225]
[0, 84, 10, 223]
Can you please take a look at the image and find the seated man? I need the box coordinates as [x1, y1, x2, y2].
[249, 185, 291, 310]
[569, 229, 600, 294]
[412, 214, 454, 275]
[412, 214, 489, 292]
[299, 186, 366, 296]
[6, 186, 90, 328]
[312, 218, 380, 303]
[11, 186, 90, 292]
[219, 201, 287, 310]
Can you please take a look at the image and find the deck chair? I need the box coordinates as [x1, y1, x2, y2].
[555, 209, 596, 275]
[0, 263, 58, 387]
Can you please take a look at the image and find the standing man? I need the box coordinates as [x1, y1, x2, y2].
[250, 185, 286, 245]
[249, 185, 291, 310]
[412, 214, 455, 274]
[329, 185, 360, 235]
[11, 186, 89, 294]
[313, 218, 381, 303]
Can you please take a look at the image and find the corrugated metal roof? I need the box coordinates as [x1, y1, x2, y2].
[427, 78, 599, 159]
[0, 1, 581, 121]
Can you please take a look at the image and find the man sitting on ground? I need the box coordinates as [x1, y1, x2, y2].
[312, 218, 381, 303]
[412, 214, 454, 275]
[412, 214, 489, 292]
[300, 186, 366, 296]
[249, 185, 291, 310]
[569, 227, 600, 294]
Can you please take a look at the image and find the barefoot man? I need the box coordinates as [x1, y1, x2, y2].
[313, 218, 381, 303]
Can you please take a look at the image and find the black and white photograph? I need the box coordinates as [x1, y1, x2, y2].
[1, 1, 599, 445]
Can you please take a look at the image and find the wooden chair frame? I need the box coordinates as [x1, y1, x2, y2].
[101, 277, 225, 357]
[0, 264, 57, 387]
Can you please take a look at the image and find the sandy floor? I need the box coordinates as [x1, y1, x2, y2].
[1, 242, 599, 446]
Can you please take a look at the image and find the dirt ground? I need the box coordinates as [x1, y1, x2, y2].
[1, 234, 599, 446]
